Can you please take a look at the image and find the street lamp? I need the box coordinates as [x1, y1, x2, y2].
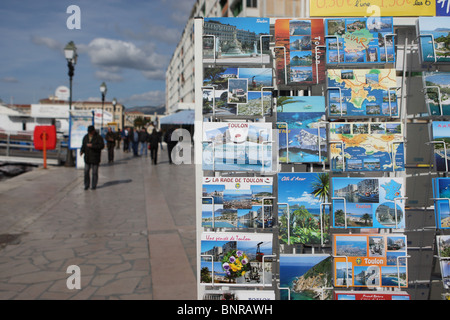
[100, 82, 107, 132]
[112, 97, 117, 125]
[64, 41, 77, 167]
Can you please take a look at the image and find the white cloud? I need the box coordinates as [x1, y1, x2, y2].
[31, 35, 63, 52]
[1, 77, 19, 83]
[287, 191, 320, 205]
[126, 90, 165, 106]
[85, 38, 167, 71]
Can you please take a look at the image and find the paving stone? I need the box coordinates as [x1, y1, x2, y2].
[0, 149, 196, 300]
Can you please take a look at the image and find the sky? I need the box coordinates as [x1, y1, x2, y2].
[0, 0, 197, 108]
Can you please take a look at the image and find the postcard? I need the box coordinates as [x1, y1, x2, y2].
[203, 67, 272, 116]
[325, 17, 395, 65]
[279, 254, 332, 300]
[200, 232, 273, 286]
[202, 290, 275, 300]
[329, 122, 405, 172]
[203, 17, 270, 64]
[276, 96, 327, 163]
[436, 235, 450, 289]
[327, 68, 398, 117]
[334, 291, 410, 300]
[202, 176, 273, 230]
[333, 234, 408, 288]
[430, 122, 450, 172]
[332, 177, 406, 229]
[202, 122, 274, 172]
[274, 19, 325, 85]
[278, 173, 331, 246]
[432, 178, 450, 228]
[417, 17, 450, 64]
[423, 72, 450, 116]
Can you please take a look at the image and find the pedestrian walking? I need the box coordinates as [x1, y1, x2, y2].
[139, 128, 149, 156]
[80, 125, 105, 190]
[164, 127, 177, 164]
[149, 128, 160, 165]
[122, 127, 129, 152]
[130, 127, 139, 156]
[116, 129, 121, 149]
[105, 126, 116, 163]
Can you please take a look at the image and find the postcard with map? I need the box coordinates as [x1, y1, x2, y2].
[324, 17, 395, 65]
[203, 17, 270, 64]
[333, 234, 408, 288]
[436, 235, 450, 289]
[202, 122, 273, 172]
[423, 72, 450, 116]
[276, 96, 327, 163]
[202, 176, 273, 230]
[279, 254, 332, 300]
[200, 232, 273, 287]
[327, 68, 398, 117]
[332, 177, 406, 229]
[430, 121, 450, 172]
[417, 17, 450, 64]
[278, 173, 331, 247]
[274, 18, 325, 85]
[432, 178, 450, 229]
[329, 122, 405, 172]
[203, 67, 272, 116]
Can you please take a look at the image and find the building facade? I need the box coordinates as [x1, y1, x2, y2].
[165, 0, 311, 114]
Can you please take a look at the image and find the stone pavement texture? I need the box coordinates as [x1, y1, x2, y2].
[0, 145, 197, 300]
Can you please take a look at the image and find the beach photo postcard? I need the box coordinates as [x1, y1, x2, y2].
[329, 122, 405, 172]
[279, 254, 332, 300]
[333, 234, 408, 288]
[274, 18, 325, 86]
[203, 17, 270, 64]
[430, 122, 450, 172]
[202, 122, 274, 173]
[417, 17, 450, 64]
[202, 176, 273, 230]
[327, 68, 398, 117]
[276, 96, 327, 164]
[432, 178, 450, 229]
[422, 72, 450, 116]
[277, 172, 331, 247]
[200, 232, 273, 287]
[203, 67, 272, 116]
[325, 17, 395, 65]
[332, 177, 406, 229]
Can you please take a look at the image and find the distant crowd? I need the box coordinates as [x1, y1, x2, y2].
[104, 123, 178, 165]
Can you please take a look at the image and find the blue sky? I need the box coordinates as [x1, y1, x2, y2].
[0, 0, 196, 107]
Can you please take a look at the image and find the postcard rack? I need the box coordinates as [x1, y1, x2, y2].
[194, 15, 450, 300]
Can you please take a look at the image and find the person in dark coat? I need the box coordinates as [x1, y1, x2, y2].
[149, 128, 160, 165]
[164, 127, 177, 164]
[80, 125, 105, 190]
[105, 126, 116, 163]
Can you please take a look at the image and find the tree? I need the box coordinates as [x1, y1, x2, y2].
[310, 173, 330, 202]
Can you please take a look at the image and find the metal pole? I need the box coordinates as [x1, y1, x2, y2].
[65, 61, 75, 167]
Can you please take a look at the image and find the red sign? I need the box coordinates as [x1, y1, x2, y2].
[34, 125, 57, 150]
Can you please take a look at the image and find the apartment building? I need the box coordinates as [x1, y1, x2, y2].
[165, 0, 311, 114]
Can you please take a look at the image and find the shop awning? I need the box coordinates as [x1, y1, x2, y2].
[159, 110, 195, 125]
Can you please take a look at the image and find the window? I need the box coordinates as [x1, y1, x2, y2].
[247, 0, 257, 8]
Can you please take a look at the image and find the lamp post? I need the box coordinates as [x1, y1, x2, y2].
[100, 82, 107, 132]
[64, 41, 77, 167]
[112, 97, 117, 126]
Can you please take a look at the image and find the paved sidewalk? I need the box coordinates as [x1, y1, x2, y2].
[0, 145, 197, 299]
